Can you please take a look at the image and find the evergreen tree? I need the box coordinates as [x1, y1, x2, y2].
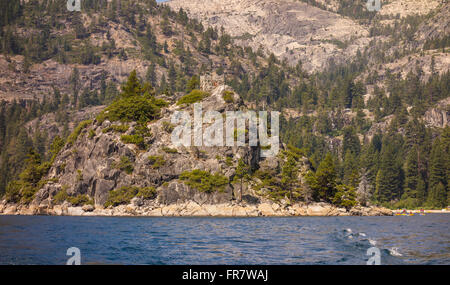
[375, 141, 402, 204]
[402, 147, 425, 207]
[281, 154, 298, 201]
[306, 153, 337, 202]
[343, 127, 361, 155]
[145, 63, 157, 87]
[427, 182, 447, 209]
[121, 70, 143, 98]
[427, 138, 447, 207]
[343, 150, 359, 188]
[234, 158, 250, 202]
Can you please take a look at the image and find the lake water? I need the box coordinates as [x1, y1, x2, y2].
[0, 215, 449, 265]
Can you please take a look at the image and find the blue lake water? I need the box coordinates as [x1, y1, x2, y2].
[0, 215, 449, 265]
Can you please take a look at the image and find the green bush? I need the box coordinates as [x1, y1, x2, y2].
[66, 120, 93, 147]
[162, 121, 175, 133]
[148, 155, 166, 169]
[98, 96, 162, 123]
[102, 124, 129, 133]
[162, 147, 178, 154]
[121, 134, 144, 147]
[76, 170, 83, 181]
[177, 90, 209, 105]
[112, 156, 134, 174]
[179, 169, 229, 193]
[53, 189, 68, 205]
[136, 187, 157, 200]
[225, 156, 233, 166]
[68, 194, 94, 206]
[105, 186, 156, 207]
[222, 90, 234, 103]
[88, 129, 96, 139]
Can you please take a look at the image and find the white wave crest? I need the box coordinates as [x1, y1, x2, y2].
[389, 247, 402, 256]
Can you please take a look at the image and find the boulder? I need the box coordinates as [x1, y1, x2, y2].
[3, 205, 18, 215]
[82, 204, 95, 212]
[67, 207, 84, 216]
[306, 203, 332, 216]
[131, 197, 144, 207]
[258, 203, 276, 216]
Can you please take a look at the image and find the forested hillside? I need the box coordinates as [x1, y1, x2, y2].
[0, 0, 449, 210]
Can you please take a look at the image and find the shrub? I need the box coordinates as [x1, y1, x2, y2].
[222, 90, 234, 103]
[225, 156, 233, 166]
[98, 96, 161, 123]
[177, 89, 209, 105]
[179, 169, 229, 193]
[162, 121, 175, 133]
[53, 189, 68, 204]
[88, 129, 96, 139]
[105, 186, 156, 207]
[148, 155, 166, 169]
[76, 170, 83, 181]
[121, 134, 144, 147]
[102, 124, 129, 133]
[66, 120, 93, 147]
[112, 156, 134, 174]
[136, 187, 157, 199]
[162, 147, 178, 154]
[68, 194, 94, 206]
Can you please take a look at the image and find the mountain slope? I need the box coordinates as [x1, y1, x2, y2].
[168, 0, 371, 72]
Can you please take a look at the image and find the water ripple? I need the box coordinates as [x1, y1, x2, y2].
[0, 215, 448, 265]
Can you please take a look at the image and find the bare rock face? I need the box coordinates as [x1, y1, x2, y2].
[423, 98, 450, 129]
[157, 181, 232, 205]
[379, 0, 441, 18]
[167, 0, 370, 73]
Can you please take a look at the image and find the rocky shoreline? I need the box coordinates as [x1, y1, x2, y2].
[0, 200, 393, 217]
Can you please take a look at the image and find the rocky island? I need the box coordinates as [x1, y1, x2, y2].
[0, 72, 392, 217]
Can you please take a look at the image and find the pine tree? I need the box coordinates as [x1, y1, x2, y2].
[333, 184, 357, 210]
[281, 154, 298, 201]
[427, 138, 447, 208]
[343, 150, 359, 188]
[375, 141, 402, 204]
[441, 127, 450, 195]
[146, 63, 157, 87]
[360, 141, 379, 185]
[306, 153, 337, 202]
[70, 67, 80, 106]
[121, 70, 142, 98]
[402, 147, 424, 207]
[428, 182, 447, 209]
[234, 158, 250, 202]
[343, 127, 361, 155]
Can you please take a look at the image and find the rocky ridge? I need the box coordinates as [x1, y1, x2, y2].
[0, 83, 393, 216]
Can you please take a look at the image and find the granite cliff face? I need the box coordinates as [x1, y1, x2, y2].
[423, 97, 450, 129]
[167, 0, 370, 72]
